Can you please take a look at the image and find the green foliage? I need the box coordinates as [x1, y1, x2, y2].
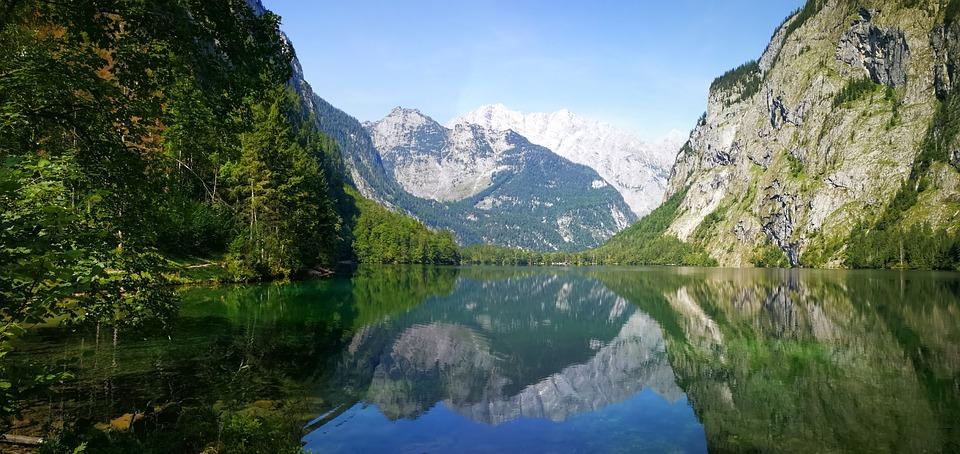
[0, 156, 173, 435]
[947, 0, 960, 26]
[690, 205, 727, 244]
[833, 78, 882, 107]
[216, 407, 306, 454]
[845, 222, 960, 270]
[752, 243, 790, 268]
[886, 85, 904, 129]
[587, 190, 718, 266]
[37, 405, 306, 454]
[461, 245, 552, 265]
[0, 0, 322, 432]
[798, 232, 845, 268]
[913, 87, 960, 178]
[711, 60, 761, 103]
[785, 152, 805, 178]
[844, 85, 960, 270]
[0, 323, 32, 433]
[350, 265, 460, 327]
[349, 189, 460, 265]
[23, 278, 363, 453]
[781, 0, 827, 42]
[0, 155, 177, 327]
[155, 197, 233, 256]
[222, 86, 342, 280]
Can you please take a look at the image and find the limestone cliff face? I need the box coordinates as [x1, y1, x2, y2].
[666, 1, 960, 267]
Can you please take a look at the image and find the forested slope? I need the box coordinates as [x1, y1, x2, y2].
[0, 0, 461, 437]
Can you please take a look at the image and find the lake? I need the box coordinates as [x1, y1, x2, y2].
[10, 266, 960, 452]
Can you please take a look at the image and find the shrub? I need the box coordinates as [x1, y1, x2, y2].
[711, 60, 762, 103]
[833, 78, 881, 107]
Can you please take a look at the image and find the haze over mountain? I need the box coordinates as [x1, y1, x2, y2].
[279, 0, 959, 270]
[349, 106, 636, 251]
[452, 104, 683, 216]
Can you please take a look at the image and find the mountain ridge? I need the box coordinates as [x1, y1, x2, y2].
[351, 105, 637, 251]
[451, 104, 681, 217]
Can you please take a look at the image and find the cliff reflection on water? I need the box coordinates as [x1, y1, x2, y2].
[307, 266, 960, 453]
[13, 266, 960, 453]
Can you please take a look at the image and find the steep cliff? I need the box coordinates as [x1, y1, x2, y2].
[665, 0, 960, 268]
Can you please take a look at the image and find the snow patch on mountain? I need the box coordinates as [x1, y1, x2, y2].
[451, 104, 683, 216]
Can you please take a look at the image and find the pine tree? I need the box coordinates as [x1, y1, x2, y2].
[223, 86, 340, 279]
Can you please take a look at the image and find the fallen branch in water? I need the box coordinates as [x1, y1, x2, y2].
[1, 433, 44, 446]
[306, 266, 335, 278]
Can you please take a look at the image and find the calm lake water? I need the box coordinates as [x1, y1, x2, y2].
[12, 266, 960, 452]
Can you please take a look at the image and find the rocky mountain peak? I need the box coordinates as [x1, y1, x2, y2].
[366, 107, 446, 159]
[380, 106, 437, 129]
[450, 104, 679, 216]
[341, 105, 638, 250]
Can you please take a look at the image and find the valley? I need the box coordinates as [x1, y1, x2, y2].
[3, 1, 960, 452]
[300, 0, 960, 271]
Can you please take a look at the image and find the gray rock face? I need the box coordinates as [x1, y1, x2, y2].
[760, 180, 800, 266]
[766, 89, 807, 129]
[662, 2, 959, 267]
[451, 104, 680, 217]
[759, 14, 796, 75]
[837, 9, 911, 87]
[932, 20, 960, 99]
[366, 108, 513, 202]
[357, 107, 637, 251]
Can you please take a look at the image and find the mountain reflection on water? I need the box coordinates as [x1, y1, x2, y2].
[333, 272, 683, 424]
[12, 266, 960, 453]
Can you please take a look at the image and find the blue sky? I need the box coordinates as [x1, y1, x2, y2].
[265, 1, 803, 140]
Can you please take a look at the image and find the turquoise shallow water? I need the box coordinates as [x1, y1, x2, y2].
[13, 266, 960, 452]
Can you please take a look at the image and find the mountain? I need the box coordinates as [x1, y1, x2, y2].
[367, 108, 503, 202]
[610, 0, 960, 269]
[351, 107, 636, 251]
[451, 104, 681, 217]
[260, 0, 638, 252]
[310, 95, 403, 205]
[248, 0, 398, 206]
[262, 5, 635, 253]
